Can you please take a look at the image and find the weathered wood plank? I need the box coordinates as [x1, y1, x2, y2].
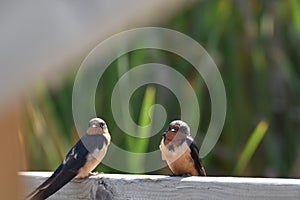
[20, 172, 300, 200]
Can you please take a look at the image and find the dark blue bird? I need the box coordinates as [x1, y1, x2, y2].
[27, 118, 111, 200]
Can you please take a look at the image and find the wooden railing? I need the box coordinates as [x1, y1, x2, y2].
[20, 172, 300, 199]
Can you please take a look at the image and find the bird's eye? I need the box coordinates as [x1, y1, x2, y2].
[99, 122, 105, 127]
[173, 125, 179, 131]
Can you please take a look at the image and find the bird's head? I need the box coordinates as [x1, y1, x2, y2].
[162, 120, 190, 143]
[87, 118, 109, 135]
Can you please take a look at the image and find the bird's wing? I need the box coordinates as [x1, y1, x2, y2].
[186, 137, 206, 176]
[28, 140, 89, 200]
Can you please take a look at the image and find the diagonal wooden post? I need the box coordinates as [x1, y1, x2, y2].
[0, 102, 21, 199]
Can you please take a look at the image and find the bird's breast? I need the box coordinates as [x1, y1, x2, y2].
[76, 146, 108, 178]
[160, 140, 190, 163]
[160, 140, 199, 176]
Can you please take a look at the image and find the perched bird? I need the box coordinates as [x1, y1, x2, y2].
[159, 120, 206, 176]
[27, 118, 111, 200]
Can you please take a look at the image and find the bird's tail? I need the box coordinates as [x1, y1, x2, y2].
[26, 165, 77, 200]
[26, 172, 76, 200]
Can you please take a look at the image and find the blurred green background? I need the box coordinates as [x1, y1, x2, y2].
[20, 0, 300, 178]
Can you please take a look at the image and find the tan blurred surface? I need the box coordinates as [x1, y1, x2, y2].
[0, 102, 20, 199]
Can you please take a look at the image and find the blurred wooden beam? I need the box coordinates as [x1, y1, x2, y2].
[0, 0, 196, 108]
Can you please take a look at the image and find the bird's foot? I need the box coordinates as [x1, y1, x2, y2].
[169, 173, 191, 177]
[181, 173, 192, 177]
[88, 172, 100, 177]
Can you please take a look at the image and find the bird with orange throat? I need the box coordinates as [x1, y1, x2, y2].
[159, 120, 206, 176]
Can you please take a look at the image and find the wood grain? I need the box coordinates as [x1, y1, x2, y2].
[20, 172, 300, 200]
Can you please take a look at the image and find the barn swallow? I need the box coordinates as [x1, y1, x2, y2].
[159, 120, 206, 176]
[27, 118, 111, 200]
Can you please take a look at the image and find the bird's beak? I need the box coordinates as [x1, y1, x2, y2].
[102, 124, 108, 130]
[162, 132, 166, 139]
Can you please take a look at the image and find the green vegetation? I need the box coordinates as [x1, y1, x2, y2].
[21, 1, 300, 177]
[234, 120, 269, 175]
